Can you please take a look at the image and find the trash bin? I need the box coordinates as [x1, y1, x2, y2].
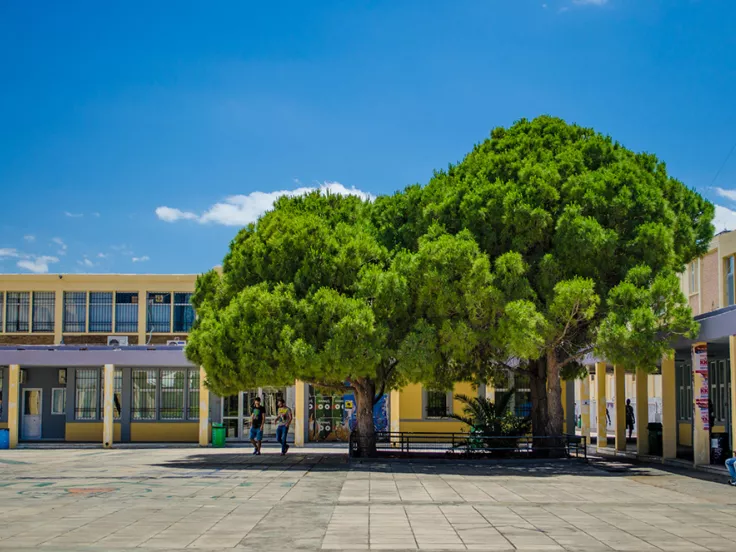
[647, 422, 663, 456]
[0, 429, 9, 450]
[211, 423, 226, 448]
[710, 432, 730, 465]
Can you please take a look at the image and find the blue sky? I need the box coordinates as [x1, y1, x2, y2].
[1, 0, 735, 274]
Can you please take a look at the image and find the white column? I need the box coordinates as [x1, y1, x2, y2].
[7, 365, 19, 449]
[102, 364, 114, 448]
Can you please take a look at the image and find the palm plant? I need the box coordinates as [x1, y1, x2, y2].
[451, 389, 532, 456]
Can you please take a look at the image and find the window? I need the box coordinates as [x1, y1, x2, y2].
[728, 257, 735, 306]
[89, 292, 113, 332]
[132, 369, 157, 420]
[114, 369, 122, 419]
[710, 360, 728, 424]
[173, 293, 195, 332]
[160, 370, 185, 419]
[689, 261, 699, 293]
[115, 292, 138, 333]
[6, 292, 30, 333]
[147, 293, 171, 333]
[0, 367, 3, 418]
[75, 369, 99, 420]
[426, 390, 449, 418]
[514, 373, 532, 418]
[63, 292, 87, 332]
[676, 362, 692, 421]
[32, 291, 55, 332]
[51, 388, 66, 415]
[188, 369, 200, 419]
[0, 292, 3, 332]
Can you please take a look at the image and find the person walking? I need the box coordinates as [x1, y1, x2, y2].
[275, 398, 293, 456]
[727, 452, 736, 486]
[625, 399, 635, 439]
[249, 397, 265, 455]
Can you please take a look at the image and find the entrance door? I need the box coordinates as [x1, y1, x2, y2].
[22, 389, 42, 440]
[222, 394, 241, 441]
[221, 389, 284, 441]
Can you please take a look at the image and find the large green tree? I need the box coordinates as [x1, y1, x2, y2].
[186, 192, 534, 455]
[373, 116, 713, 437]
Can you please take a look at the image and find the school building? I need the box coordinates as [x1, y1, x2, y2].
[1, 233, 735, 466]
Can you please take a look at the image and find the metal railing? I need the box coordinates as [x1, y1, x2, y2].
[350, 431, 587, 460]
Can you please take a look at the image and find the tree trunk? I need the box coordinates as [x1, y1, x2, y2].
[544, 350, 564, 437]
[352, 377, 377, 457]
[529, 358, 548, 438]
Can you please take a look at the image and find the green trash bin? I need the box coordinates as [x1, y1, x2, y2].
[647, 422, 663, 456]
[211, 423, 226, 448]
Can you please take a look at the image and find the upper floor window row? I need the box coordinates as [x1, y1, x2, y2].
[0, 291, 54, 333]
[69, 291, 194, 333]
[0, 290, 194, 334]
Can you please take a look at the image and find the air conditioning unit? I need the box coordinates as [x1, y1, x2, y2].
[107, 336, 129, 347]
[166, 340, 187, 346]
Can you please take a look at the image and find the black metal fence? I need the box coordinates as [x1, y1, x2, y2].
[350, 431, 587, 460]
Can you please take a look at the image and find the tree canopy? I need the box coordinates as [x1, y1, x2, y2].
[188, 115, 714, 451]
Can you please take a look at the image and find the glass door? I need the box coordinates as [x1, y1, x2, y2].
[222, 394, 241, 440]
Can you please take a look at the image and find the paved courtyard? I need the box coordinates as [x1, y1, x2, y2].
[0, 446, 735, 551]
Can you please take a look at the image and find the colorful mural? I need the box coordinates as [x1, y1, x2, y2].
[308, 386, 389, 442]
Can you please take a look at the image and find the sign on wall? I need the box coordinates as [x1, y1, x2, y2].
[692, 343, 709, 431]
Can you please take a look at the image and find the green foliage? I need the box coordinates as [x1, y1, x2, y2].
[451, 390, 532, 437]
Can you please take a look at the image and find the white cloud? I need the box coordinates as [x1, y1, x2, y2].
[713, 205, 736, 233]
[17, 256, 59, 274]
[64, 211, 83, 218]
[0, 248, 19, 258]
[93, 212, 101, 218]
[155, 206, 199, 223]
[715, 187, 736, 202]
[97, 253, 107, 258]
[24, 235, 35, 242]
[573, 0, 607, 5]
[51, 237, 67, 255]
[78, 257, 94, 268]
[132, 256, 150, 263]
[156, 181, 373, 227]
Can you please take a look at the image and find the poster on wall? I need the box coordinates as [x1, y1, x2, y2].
[308, 386, 389, 442]
[692, 344, 709, 431]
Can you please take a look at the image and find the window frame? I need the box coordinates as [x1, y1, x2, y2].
[147, 292, 172, 333]
[423, 388, 453, 419]
[6, 292, 30, 333]
[159, 369, 186, 420]
[75, 368, 100, 421]
[88, 292, 113, 333]
[0, 291, 4, 333]
[132, 368, 158, 421]
[689, 261, 699, 294]
[173, 292, 195, 333]
[187, 369, 200, 420]
[114, 292, 139, 333]
[727, 256, 735, 307]
[31, 291, 55, 333]
[63, 291, 87, 333]
[51, 388, 66, 415]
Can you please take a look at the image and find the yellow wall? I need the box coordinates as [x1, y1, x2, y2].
[66, 423, 121, 442]
[131, 423, 198, 442]
[0, 422, 7, 430]
[398, 382, 475, 433]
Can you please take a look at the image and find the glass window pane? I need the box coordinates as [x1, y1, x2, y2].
[52, 388, 66, 415]
[63, 292, 87, 332]
[132, 369, 157, 420]
[0, 367, 3, 418]
[6, 292, 30, 333]
[426, 390, 448, 418]
[160, 370, 185, 419]
[0, 292, 4, 332]
[173, 293, 195, 333]
[188, 369, 200, 420]
[147, 293, 171, 333]
[75, 369, 98, 420]
[32, 292, 55, 332]
[89, 292, 113, 333]
[115, 292, 139, 333]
